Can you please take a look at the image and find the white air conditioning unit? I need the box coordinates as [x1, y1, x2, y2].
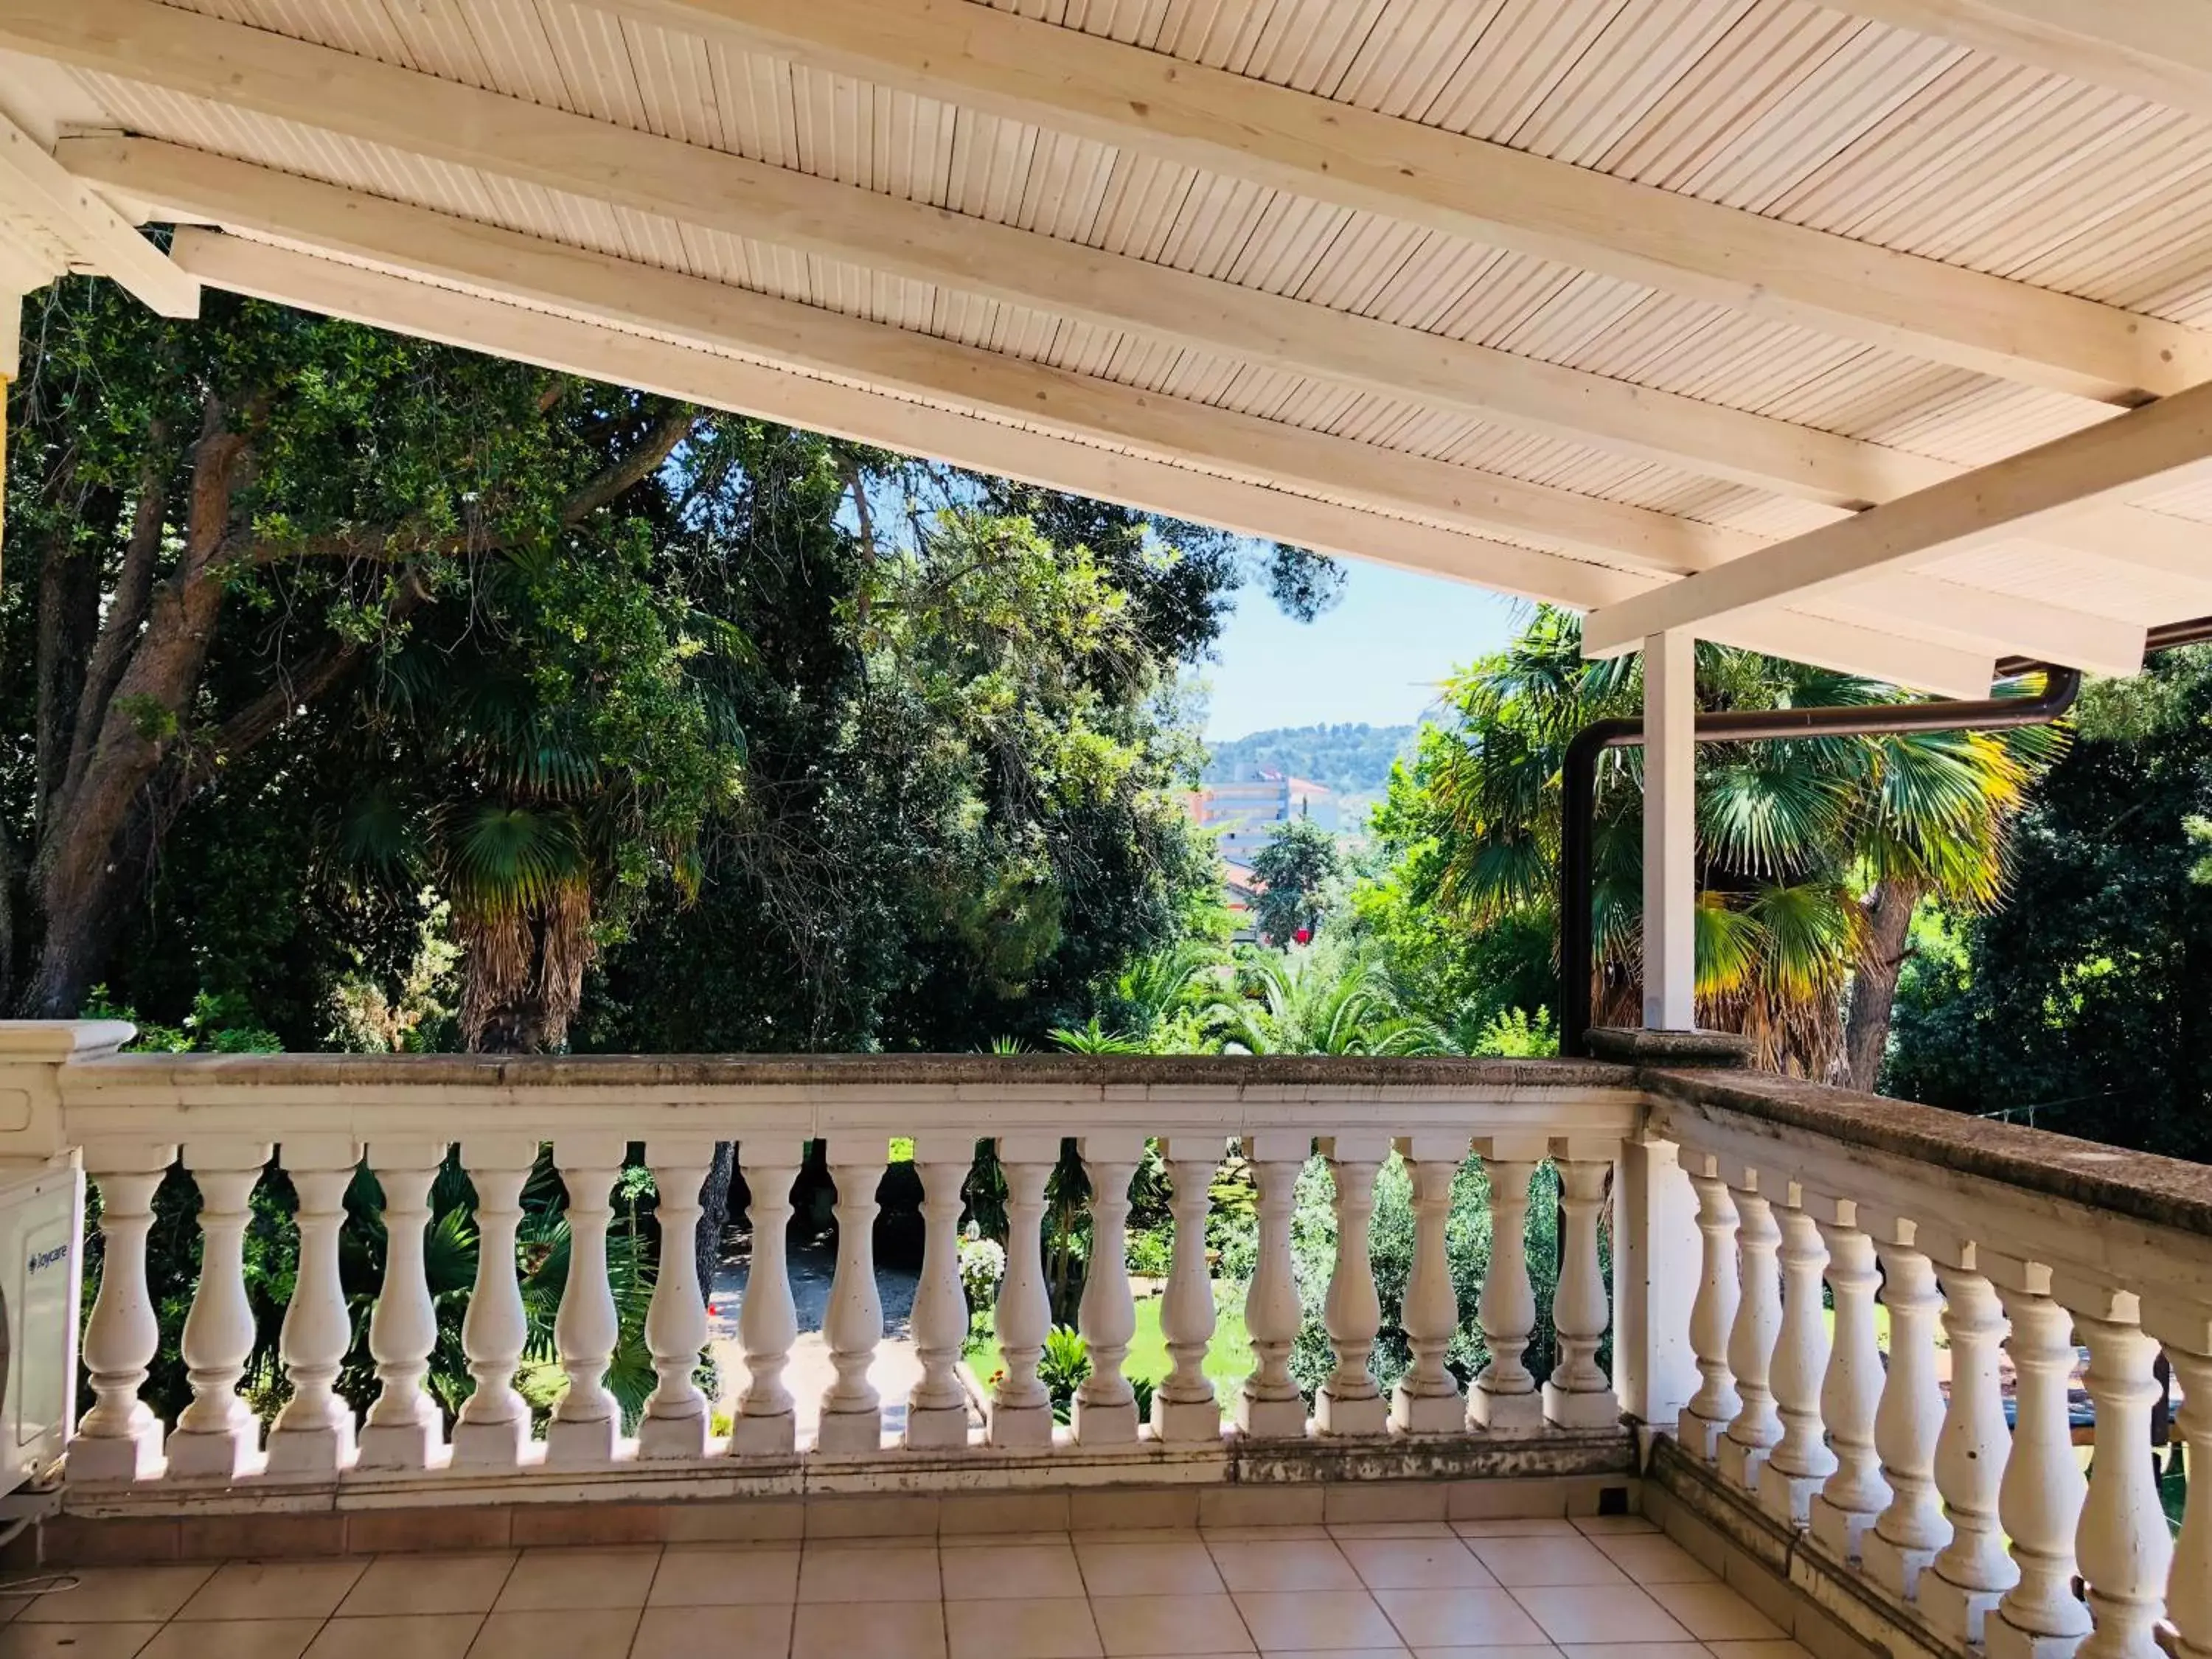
[0, 1157, 83, 1498]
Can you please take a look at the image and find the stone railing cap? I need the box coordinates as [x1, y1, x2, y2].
[1583, 1027, 1754, 1068]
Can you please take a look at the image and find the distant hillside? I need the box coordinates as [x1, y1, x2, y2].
[1203, 723, 1417, 796]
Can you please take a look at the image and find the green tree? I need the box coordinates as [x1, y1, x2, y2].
[1378, 608, 2058, 1077]
[1250, 815, 1340, 945]
[1206, 941, 1445, 1056]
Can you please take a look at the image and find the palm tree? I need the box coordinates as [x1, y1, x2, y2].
[1206, 943, 1449, 1056]
[1419, 608, 2061, 1080]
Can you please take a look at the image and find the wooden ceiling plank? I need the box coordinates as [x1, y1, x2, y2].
[0, 111, 196, 317]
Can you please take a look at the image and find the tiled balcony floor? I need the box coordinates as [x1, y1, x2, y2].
[0, 1515, 1814, 1659]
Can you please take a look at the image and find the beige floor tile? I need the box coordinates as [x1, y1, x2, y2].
[1465, 1540, 1627, 1589]
[1560, 1646, 1704, 1659]
[17, 1565, 214, 1624]
[338, 1553, 518, 1616]
[1326, 1525, 1455, 1542]
[0, 1627, 161, 1659]
[1406, 1646, 1559, 1658]
[466, 1607, 641, 1659]
[1209, 1543, 1360, 1594]
[791, 1600, 945, 1659]
[1506, 1588, 1690, 1646]
[176, 1561, 368, 1621]
[1091, 1593, 1254, 1656]
[942, 1543, 1085, 1601]
[1588, 1541, 1711, 1587]
[945, 1595, 1102, 1658]
[1372, 1589, 1545, 1649]
[1234, 1590, 1399, 1652]
[306, 1613, 483, 1659]
[798, 1544, 940, 1602]
[1201, 1528, 1334, 1543]
[1068, 1531, 1204, 1546]
[138, 1618, 324, 1659]
[1568, 1520, 1659, 1537]
[1337, 1542, 1497, 1592]
[1446, 1522, 1576, 1541]
[1703, 1643, 1812, 1659]
[632, 1603, 795, 1658]
[1638, 1587, 1781, 1643]
[1077, 1543, 1226, 1598]
[648, 1546, 801, 1607]
[493, 1548, 661, 1612]
[1258, 1651, 1408, 1658]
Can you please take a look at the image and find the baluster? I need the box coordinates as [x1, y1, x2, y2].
[1238, 1130, 1310, 1439]
[2146, 1301, 2212, 1659]
[1152, 1138, 1221, 1443]
[990, 1135, 1057, 1447]
[1392, 1134, 1469, 1434]
[2065, 1282, 2171, 1659]
[73, 1147, 176, 1482]
[266, 1136, 364, 1475]
[358, 1141, 448, 1470]
[639, 1139, 713, 1459]
[1987, 1260, 2091, 1659]
[1470, 1138, 1543, 1430]
[730, 1145, 801, 1455]
[546, 1136, 623, 1465]
[1757, 1186, 1835, 1527]
[1680, 1157, 1740, 1461]
[1545, 1138, 1618, 1429]
[818, 1143, 886, 1453]
[905, 1134, 973, 1449]
[1316, 1133, 1388, 1436]
[1717, 1172, 1782, 1492]
[1923, 1242, 2019, 1644]
[452, 1136, 538, 1467]
[166, 1140, 274, 1478]
[1074, 1133, 1143, 1445]
[1863, 1221, 1952, 1600]
[1807, 1197, 1890, 1562]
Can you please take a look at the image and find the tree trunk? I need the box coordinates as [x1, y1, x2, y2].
[696, 1144, 735, 1307]
[1843, 879, 1921, 1093]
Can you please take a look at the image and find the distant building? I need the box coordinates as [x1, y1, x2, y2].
[1186, 771, 1337, 935]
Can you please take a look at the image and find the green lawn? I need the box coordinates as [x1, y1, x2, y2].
[965, 1284, 1253, 1416]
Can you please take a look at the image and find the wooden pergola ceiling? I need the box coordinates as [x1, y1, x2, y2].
[1, 0, 2209, 694]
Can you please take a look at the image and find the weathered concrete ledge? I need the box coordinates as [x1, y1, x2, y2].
[1645, 1065, 2212, 1239]
[1583, 1026, 1755, 1068]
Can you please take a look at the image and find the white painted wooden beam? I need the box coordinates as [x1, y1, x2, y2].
[0, 113, 194, 316]
[1641, 630, 1697, 1032]
[1810, 573, 2149, 677]
[1827, 1, 2212, 124]
[51, 87, 1944, 511]
[169, 231, 1994, 695]
[599, 0, 2212, 404]
[1583, 381, 2212, 659]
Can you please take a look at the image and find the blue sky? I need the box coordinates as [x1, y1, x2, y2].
[1201, 558, 1526, 741]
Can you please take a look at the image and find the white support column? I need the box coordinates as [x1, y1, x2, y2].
[1315, 1133, 1389, 1436]
[1238, 1130, 1311, 1439]
[266, 1135, 364, 1476]
[1717, 1172, 1782, 1493]
[1923, 1238, 2020, 1645]
[1679, 1155, 1740, 1462]
[731, 1144, 802, 1456]
[905, 1133, 973, 1450]
[990, 1133, 1058, 1448]
[1613, 1131, 1699, 1435]
[165, 1139, 274, 1479]
[357, 1139, 448, 1471]
[1987, 1258, 2091, 1659]
[1392, 1133, 1470, 1435]
[545, 1135, 625, 1466]
[1545, 1138, 1620, 1429]
[1807, 1195, 1891, 1562]
[1074, 1133, 1144, 1446]
[451, 1135, 538, 1468]
[2065, 1281, 2172, 1659]
[1642, 627, 1697, 1032]
[72, 1144, 176, 1483]
[1470, 1137, 1544, 1430]
[639, 1138, 714, 1459]
[1757, 1183, 1836, 1527]
[1863, 1218, 1952, 1601]
[2146, 1298, 2212, 1659]
[1152, 1137, 1222, 1444]
[818, 1142, 887, 1454]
